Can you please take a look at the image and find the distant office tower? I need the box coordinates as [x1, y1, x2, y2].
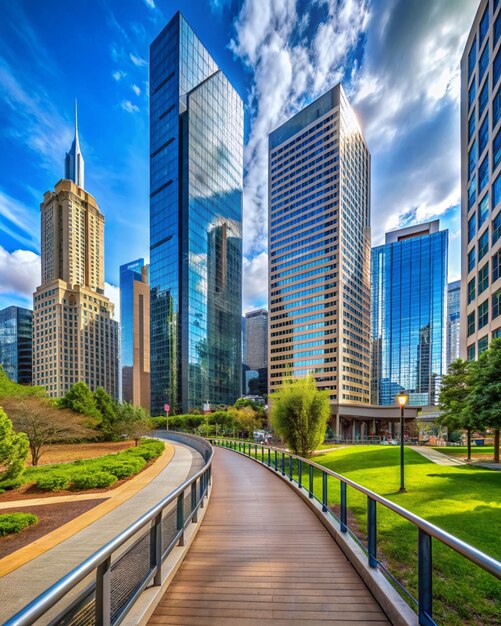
[244, 309, 268, 395]
[446, 280, 461, 368]
[120, 259, 150, 411]
[0, 306, 32, 384]
[149, 12, 243, 414]
[460, 0, 501, 360]
[269, 84, 371, 405]
[371, 221, 448, 406]
[33, 110, 119, 398]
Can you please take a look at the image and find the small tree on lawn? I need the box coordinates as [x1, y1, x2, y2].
[116, 403, 153, 446]
[0, 406, 29, 484]
[270, 374, 330, 458]
[469, 338, 501, 463]
[60, 382, 100, 420]
[94, 387, 117, 440]
[15, 404, 94, 466]
[438, 358, 481, 461]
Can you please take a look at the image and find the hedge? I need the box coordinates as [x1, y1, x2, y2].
[0, 512, 39, 536]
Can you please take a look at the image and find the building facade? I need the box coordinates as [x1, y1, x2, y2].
[268, 84, 371, 406]
[120, 259, 150, 411]
[460, 0, 501, 360]
[244, 309, 268, 395]
[446, 280, 461, 368]
[371, 221, 448, 407]
[149, 12, 243, 415]
[0, 306, 32, 384]
[32, 114, 119, 398]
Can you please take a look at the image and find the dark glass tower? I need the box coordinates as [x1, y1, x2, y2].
[0, 306, 32, 384]
[149, 12, 243, 414]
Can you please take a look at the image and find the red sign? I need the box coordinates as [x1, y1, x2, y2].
[164, 404, 170, 413]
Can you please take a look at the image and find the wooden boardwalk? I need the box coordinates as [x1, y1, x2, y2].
[148, 447, 390, 625]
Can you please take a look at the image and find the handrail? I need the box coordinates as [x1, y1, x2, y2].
[210, 438, 501, 626]
[5, 434, 213, 626]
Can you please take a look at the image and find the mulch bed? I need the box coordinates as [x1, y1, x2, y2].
[0, 499, 106, 559]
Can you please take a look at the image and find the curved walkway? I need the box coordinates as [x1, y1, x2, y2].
[148, 447, 390, 625]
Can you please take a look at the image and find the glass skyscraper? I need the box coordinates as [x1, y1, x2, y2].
[446, 280, 461, 368]
[0, 306, 32, 384]
[149, 12, 243, 414]
[371, 221, 448, 407]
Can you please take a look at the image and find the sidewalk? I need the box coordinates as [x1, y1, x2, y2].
[410, 446, 501, 470]
[0, 441, 203, 623]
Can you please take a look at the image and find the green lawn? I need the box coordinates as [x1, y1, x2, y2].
[310, 446, 501, 626]
[431, 445, 495, 457]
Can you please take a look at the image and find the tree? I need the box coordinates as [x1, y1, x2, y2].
[116, 403, 153, 445]
[469, 338, 501, 463]
[15, 404, 94, 466]
[60, 382, 100, 420]
[270, 374, 330, 458]
[0, 406, 29, 484]
[94, 387, 117, 440]
[438, 358, 481, 461]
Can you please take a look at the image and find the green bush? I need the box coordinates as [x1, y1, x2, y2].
[151, 417, 166, 429]
[98, 457, 146, 479]
[0, 477, 24, 491]
[72, 471, 117, 490]
[36, 474, 70, 491]
[0, 512, 39, 536]
[123, 439, 164, 461]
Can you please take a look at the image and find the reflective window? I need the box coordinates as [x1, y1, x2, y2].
[479, 229, 489, 260]
[479, 45, 489, 83]
[469, 37, 477, 78]
[468, 247, 476, 272]
[494, 250, 501, 281]
[493, 210, 501, 244]
[478, 193, 490, 229]
[496, 10, 501, 45]
[479, 115, 489, 156]
[467, 344, 476, 361]
[495, 48, 501, 86]
[480, 7, 489, 44]
[478, 335, 489, 354]
[469, 140, 477, 177]
[494, 174, 501, 208]
[479, 262, 489, 294]
[469, 175, 477, 209]
[467, 311, 476, 337]
[493, 289, 501, 319]
[478, 156, 489, 193]
[469, 111, 476, 142]
[468, 277, 476, 304]
[495, 87, 501, 126]
[495, 129, 501, 170]
[468, 214, 477, 243]
[479, 81, 489, 118]
[478, 300, 489, 329]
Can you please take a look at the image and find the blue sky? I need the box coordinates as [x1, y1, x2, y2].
[0, 0, 478, 315]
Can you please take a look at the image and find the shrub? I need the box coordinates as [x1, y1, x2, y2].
[0, 477, 24, 491]
[124, 439, 164, 461]
[36, 474, 70, 491]
[0, 512, 38, 536]
[0, 406, 29, 482]
[72, 471, 117, 490]
[98, 457, 146, 479]
[151, 417, 167, 429]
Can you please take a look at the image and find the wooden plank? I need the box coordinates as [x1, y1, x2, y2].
[148, 448, 390, 625]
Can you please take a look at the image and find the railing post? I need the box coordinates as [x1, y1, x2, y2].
[367, 497, 377, 568]
[322, 472, 328, 512]
[281, 452, 285, 476]
[95, 556, 111, 626]
[261, 445, 265, 463]
[152, 512, 162, 585]
[298, 459, 303, 489]
[274, 449, 278, 471]
[200, 474, 205, 509]
[268, 447, 271, 466]
[340, 482, 347, 532]
[289, 455, 293, 481]
[191, 482, 198, 524]
[255, 444, 257, 458]
[177, 493, 185, 546]
[308, 464, 313, 498]
[418, 529, 433, 626]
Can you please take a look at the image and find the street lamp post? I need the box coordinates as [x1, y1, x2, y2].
[397, 392, 408, 493]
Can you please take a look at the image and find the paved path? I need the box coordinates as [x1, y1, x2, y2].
[148, 447, 390, 626]
[0, 442, 203, 624]
[410, 446, 466, 466]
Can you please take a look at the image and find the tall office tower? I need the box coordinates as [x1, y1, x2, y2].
[244, 309, 268, 395]
[149, 12, 243, 415]
[371, 221, 448, 407]
[268, 84, 371, 406]
[32, 112, 119, 398]
[120, 259, 150, 411]
[446, 280, 461, 368]
[460, 0, 501, 361]
[0, 306, 32, 384]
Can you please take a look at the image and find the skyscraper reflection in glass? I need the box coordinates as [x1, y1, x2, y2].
[371, 221, 448, 406]
[149, 12, 243, 414]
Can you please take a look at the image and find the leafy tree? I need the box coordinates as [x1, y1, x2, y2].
[0, 406, 29, 483]
[15, 403, 94, 466]
[94, 387, 117, 440]
[438, 358, 481, 461]
[270, 374, 330, 458]
[469, 338, 501, 463]
[116, 403, 153, 446]
[235, 397, 265, 419]
[60, 382, 100, 419]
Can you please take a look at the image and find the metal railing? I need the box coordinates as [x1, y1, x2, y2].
[210, 438, 501, 626]
[5, 434, 213, 626]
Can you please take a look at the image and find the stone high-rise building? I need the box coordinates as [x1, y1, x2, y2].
[120, 259, 150, 411]
[446, 280, 461, 368]
[460, 0, 501, 360]
[32, 108, 119, 398]
[244, 309, 268, 396]
[268, 84, 371, 406]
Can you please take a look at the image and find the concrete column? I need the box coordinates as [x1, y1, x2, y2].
[336, 414, 340, 440]
[352, 420, 356, 441]
[372, 418, 376, 435]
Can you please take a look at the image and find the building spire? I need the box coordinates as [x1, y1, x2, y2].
[64, 99, 85, 189]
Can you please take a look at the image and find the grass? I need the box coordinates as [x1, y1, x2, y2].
[431, 446, 495, 458]
[240, 443, 500, 625]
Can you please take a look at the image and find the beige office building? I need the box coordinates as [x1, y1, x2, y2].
[460, 0, 501, 360]
[33, 113, 119, 398]
[268, 84, 371, 407]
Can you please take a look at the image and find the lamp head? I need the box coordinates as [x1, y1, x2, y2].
[397, 393, 408, 407]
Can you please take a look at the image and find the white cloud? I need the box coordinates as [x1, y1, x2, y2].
[243, 252, 268, 313]
[144, 0, 155, 8]
[121, 100, 140, 114]
[112, 70, 126, 81]
[105, 282, 121, 322]
[131, 83, 141, 96]
[0, 189, 40, 249]
[0, 247, 40, 300]
[130, 53, 147, 67]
